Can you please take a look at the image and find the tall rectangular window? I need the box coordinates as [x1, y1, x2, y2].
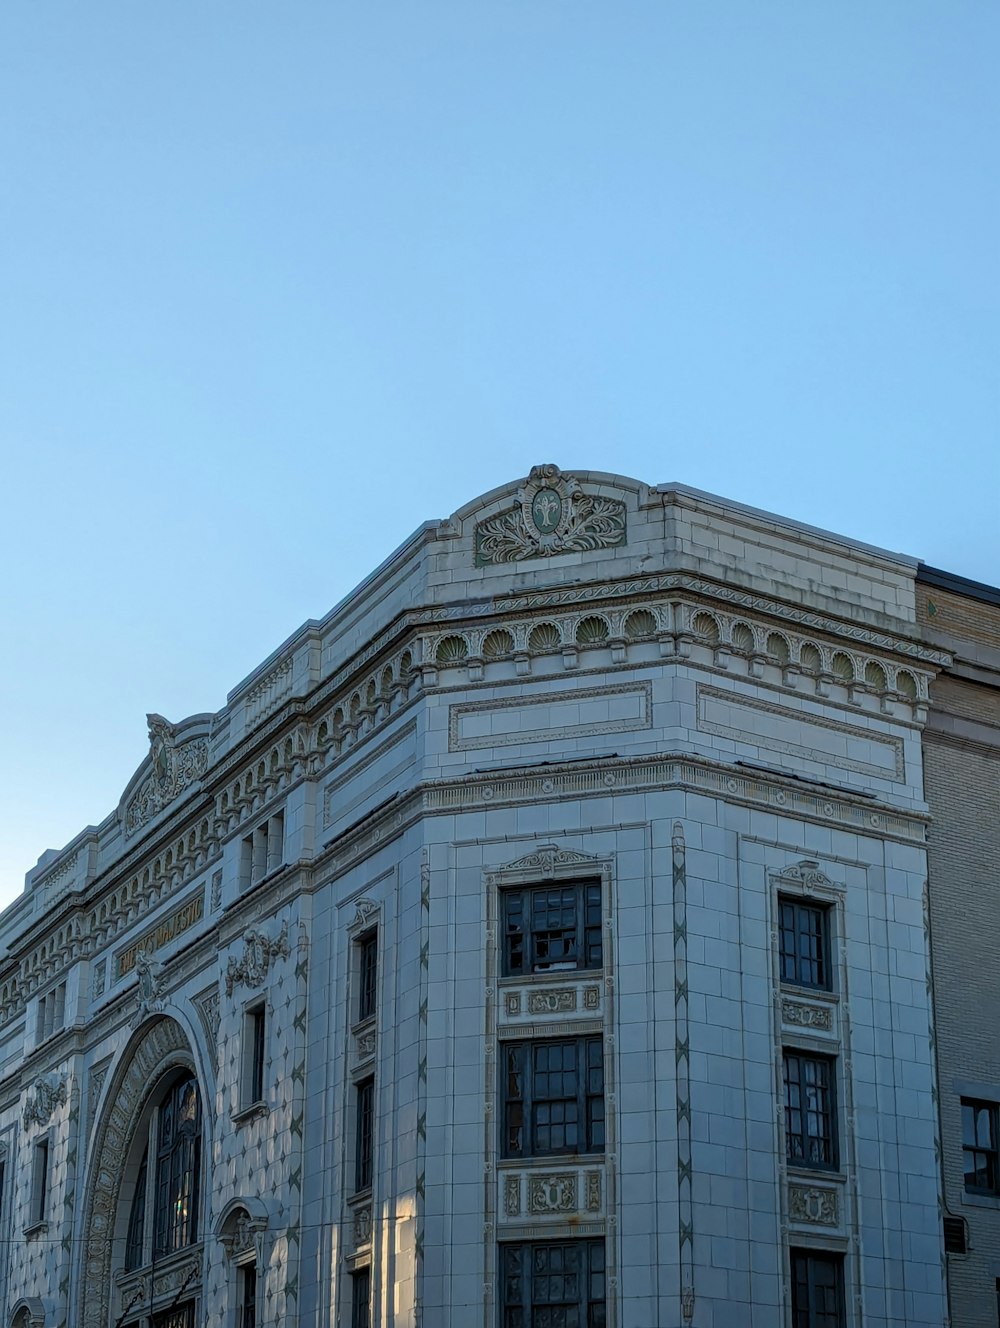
[152, 1307, 196, 1328]
[500, 1239, 605, 1327]
[784, 1052, 837, 1169]
[502, 881, 602, 976]
[357, 931, 378, 1024]
[790, 1250, 845, 1328]
[30, 1139, 49, 1226]
[242, 1004, 266, 1107]
[351, 1265, 372, 1328]
[355, 1078, 375, 1192]
[962, 1098, 1000, 1195]
[779, 898, 831, 990]
[238, 1264, 257, 1328]
[503, 1036, 604, 1159]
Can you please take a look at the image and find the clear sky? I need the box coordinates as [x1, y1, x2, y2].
[1, 2, 997, 907]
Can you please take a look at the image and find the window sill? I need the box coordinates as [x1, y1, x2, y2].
[499, 968, 603, 986]
[961, 1189, 1000, 1211]
[232, 1101, 270, 1127]
[499, 1153, 605, 1169]
[23, 1219, 47, 1240]
[787, 1163, 845, 1182]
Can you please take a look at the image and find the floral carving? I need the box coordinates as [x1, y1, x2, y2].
[354, 1204, 373, 1245]
[585, 1171, 602, 1211]
[124, 714, 208, 836]
[475, 465, 626, 565]
[782, 1000, 833, 1032]
[504, 1176, 521, 1217]
[225, 920, 290, 996]
[527, 989, 576, 1015]
[23, 1072, 68, 1128]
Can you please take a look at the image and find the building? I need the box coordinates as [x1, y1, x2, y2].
[0, 466, 958, 1327]
[917, 565, 1000, 1328]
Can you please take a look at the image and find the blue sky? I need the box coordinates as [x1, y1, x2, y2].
[1, 2, 997, 905]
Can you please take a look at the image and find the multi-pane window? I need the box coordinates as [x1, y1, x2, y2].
[355, 1078, 375, 1192]
[153, 1076, 202, 1256]
[502, 881, 602, 976]
[790, 1250, 845, 1328]
[351, 1266, 372, 1328]
[962, 1098, 1000, 1194]
[784, 1052, 837, 1169]
[152, 1307, 196, 1328]
[779, 898, 831, 990]
[500, 1239, 606, 1328]
[503, 1037, 604, 1159]
[358, 931, 378, 1023]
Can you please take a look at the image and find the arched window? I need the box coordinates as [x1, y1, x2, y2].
[123, 1074, 203, 1272]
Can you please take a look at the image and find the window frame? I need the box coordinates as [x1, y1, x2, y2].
[350, 1265, 372, 1328]
[789, 1248, 845, 1328]
[29, 1137, 49, 1229]
[238, 1262, 258, 1328]
[783, 1050, 838, 1171]
[501, 878, 603, 977]
[241, 1002, 267, 1110]
[961, 1098, 1000, 1196]
[778, 896, 833, 992]
[499, 1238, 606, 1327]
[356, 929, 378, 1025]
[354, 1077, 375, 1194]
[501, 1034, 605, 1160]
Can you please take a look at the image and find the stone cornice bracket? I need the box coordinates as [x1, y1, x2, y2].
[22, 1072, 68, 1130]
[123, 712, 209, 839]
[474, 464, 626, 566]
[225, 920, 290, 997]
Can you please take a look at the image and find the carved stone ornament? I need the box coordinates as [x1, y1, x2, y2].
[132, 949, 165, 1027]
[782, 999, 833, 1032]
[23, 1072, 68, 1128]
[504, 1176, 521, 1217]
[771, 860, 836, 892]
[527, 988, 576, 1015]
[499, 843, 601, 880]
[585, 1171, 602, 1212]
[528, 1174, 577, 1214]
[124, 713, 209, 837]
[221, 1211, 267, 1261]
[226, 920, 290, 997]
[474, 464, 626, 566]
[788, 1183, 839, 1226]
[352, 897, 379, 930]
[353, 1204, 373, 1245]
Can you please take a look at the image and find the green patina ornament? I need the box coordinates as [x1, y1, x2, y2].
[531, 487, 562, 533]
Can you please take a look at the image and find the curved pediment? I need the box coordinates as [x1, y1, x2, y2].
[118, 712, 215, 840]
[447, 464, 647, 566]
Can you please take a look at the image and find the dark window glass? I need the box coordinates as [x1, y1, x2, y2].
[779, 898, 831, 990]
[784, 1053, 837, 1169]
[239, 1264, 258, 1328]
[153, 1076, 202, 1256]
[503, 881, 602, 976]
[500, 1239, 606, 1328]
[358, 931, 378, 1023]
[351, 1266, 372, 1328]
[962, 1099, 1000, 1194]
[790, 1250, 844, 1328]
[503, 1037, 604, 1159]
[248, 1006, 266, 1104]
[32, 1140, 49, 1225]
[355, 1078, 375, 1192]
[152, 1305, 195, 1328]
[125, 1148, 148, 1270]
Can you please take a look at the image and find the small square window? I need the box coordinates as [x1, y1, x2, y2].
[502, 1036, 604, 1159]
[355, 1078, 375, 1193]
[784, 1051, 837, 1170]
[779, 897, 832, 990]
[502, 881, 602, 977]
[962, 1098, 999, 1195]
[357, 931, 378, 1024]
[790, 1249, 845, 1328]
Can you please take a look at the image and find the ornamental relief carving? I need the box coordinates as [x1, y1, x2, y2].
[788, 1184, 839, 1227]
[474, 464, 627, 566]
[781, 999, 834, 1032]
[528, 1174, 578, 1214]
[23, 1072, 68, 1129]
[527, 988, 576, 1015]
[225, 920, 290, 997]
[124, 714, 209, 837]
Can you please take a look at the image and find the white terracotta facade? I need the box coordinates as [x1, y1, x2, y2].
[0, 468, 952, 1327]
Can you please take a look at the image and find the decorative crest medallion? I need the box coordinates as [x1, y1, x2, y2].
[225, 920, 290, 997]
[124, 714, 209, 837]
[475, 464, 626, 565]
